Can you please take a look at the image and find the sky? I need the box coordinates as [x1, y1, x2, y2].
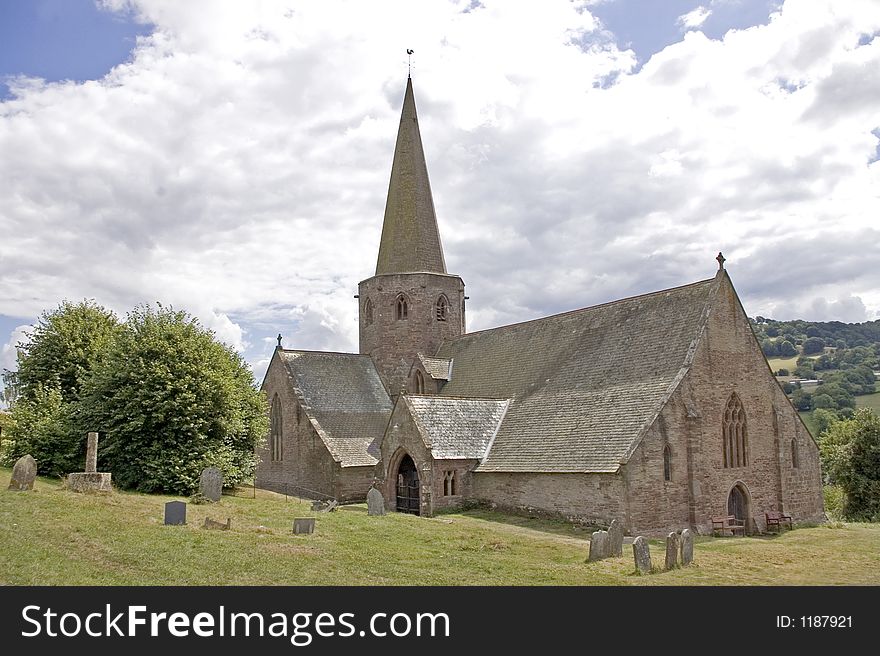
[1, 0, 879, 397]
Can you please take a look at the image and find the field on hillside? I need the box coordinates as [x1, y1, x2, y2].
[766, 355, 801, 372]
[2, 470, 879, 586]
[856, 392, 880, 414]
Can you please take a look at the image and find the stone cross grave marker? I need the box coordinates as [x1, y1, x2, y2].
[199, 467, 223, 502]
[633, 536, 652, 574]
[7, 454, 37, 491]
[665, 532, 680, 570]
[680, 528, 694, 566]
[67, 432, 112, 492]
[588, 530, 609, 562]
[367, 487, 386, 516]
[164, 501, 187, 525]
[608, 519, 624, 557]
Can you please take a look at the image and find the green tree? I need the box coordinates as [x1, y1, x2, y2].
[819, 408, 880, 520]
[812, 408, 838, 436]
[802, 337, 825, 355]
[3, 382, 80, 474]
[792, 388, 812, 411]
[779, 340, 797, 357]
[79, 304, 268, 494]
[811, 393, 835, 410]
[15, 300, 120, 403]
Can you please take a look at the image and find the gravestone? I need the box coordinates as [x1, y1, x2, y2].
[164, 501, 187, 525]
[665, 532, 680, 570]
[588, 530, 609, 562]
[199, 467, 223, 502]
[203, 517, 231, 530]
[67, 432, 112, 492]
[633, 536, 652, 574]
[311, 499, 338, 513]
[7, 454, 37, 491]
[367, 487, 385, 516]
[608, 519, 624, 557]
[293, 518, 315, 535]
[680, 529, 694, 566]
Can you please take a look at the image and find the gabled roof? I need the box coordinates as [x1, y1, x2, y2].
[278, 350, 392, 467]
[375, 77, 447, 275]
[417, 354, 453, 380]
[435, 277, 721, 473]
[405, 395, 510, 460]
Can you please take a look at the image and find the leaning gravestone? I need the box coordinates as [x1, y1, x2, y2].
[608, 519, 624, 557]
[293, 518, 316, 535]
[680, 529, 694, 566]
[367, 487, 386, 516]
[67, 432, 112, 492]
[633, 536, 652, 574]
[7, 454, 37, 491]
[665, 532, 680, 570]
[588, 530, 609, 562]
[164, 501, 187, 525]
[199, 467, 223, 502]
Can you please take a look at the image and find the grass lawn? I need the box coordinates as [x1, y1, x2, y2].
[2, 469, 879, 586]
[799, 411, 819, 438]
[766, 355, 800, 372]
[856, 392, 880, 414]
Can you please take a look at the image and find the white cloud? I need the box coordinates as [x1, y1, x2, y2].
[1, 325, 31, 373]
[1, 0, 879, 378]
[678, 6, 713, 30]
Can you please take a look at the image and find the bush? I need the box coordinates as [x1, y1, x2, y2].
[823, 485, 845, 520]
[79, 305, 268, 494]
[777, 368, 790, 376]
[819, 409, 880, 521]
[779, 340, 798, 357]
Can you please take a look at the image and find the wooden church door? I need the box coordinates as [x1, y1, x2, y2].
[395, 454, 420, 515]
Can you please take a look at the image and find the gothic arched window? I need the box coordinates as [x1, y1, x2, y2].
[791, 438, 799, 469]
[414, 370, 425, 394]
[270, 394, 283, 462]
[364, 298, 373, 326]
[722, 393, 748, 468]
[435, 295, 448, 321]
[663, 445, 672, 481]
[395, 294, 408, 321]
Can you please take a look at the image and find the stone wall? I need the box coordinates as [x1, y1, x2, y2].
[622, 273, 824, 535]
[471, 471, 627, 525]
[359, 272, 465, 396]
[255, 352, 339, 499]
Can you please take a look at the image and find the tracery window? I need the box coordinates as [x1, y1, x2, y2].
[722, 393, 748, 468]
[436, 295, 448, 321]
[443, 470, 457, 496]
[396, 294, 408, 320]
[663, 445, 672, 481]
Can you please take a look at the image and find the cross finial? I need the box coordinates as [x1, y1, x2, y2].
[406, 49, 414, 78]
[276, 333, 283, 348]
[716, 252, 726, 270]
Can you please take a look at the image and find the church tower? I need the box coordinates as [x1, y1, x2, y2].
[358, 77, 465, 396]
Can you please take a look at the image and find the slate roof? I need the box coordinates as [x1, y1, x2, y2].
[278, 350, 392, 467]
[405, 396, 510, 460]
[435, 277, 721, 473]
[418, 354, 453, 380]
[375, 77, 447, 275]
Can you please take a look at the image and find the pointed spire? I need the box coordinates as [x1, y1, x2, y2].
[375, 77, 447, 275]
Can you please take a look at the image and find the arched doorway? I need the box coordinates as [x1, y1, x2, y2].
[395, 454, 420, 515]
[727, 483, 750, 525]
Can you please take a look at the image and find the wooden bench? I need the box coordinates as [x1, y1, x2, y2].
[765, 510, 793, 532]
[711, 515, 745, 536]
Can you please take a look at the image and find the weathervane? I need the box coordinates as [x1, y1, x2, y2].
[406, 48, 414, 78]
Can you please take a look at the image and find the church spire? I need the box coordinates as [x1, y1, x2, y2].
[375, 77, 447, 275]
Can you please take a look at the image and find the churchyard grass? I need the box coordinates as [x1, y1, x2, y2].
[2, 469, 879, 585]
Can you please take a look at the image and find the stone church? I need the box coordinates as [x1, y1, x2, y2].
[255, 77, 825, 535]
